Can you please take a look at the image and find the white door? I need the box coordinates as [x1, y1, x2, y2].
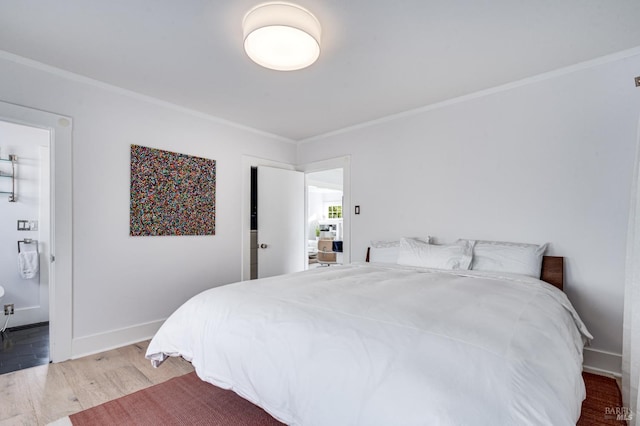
[257, 166, 305, 278]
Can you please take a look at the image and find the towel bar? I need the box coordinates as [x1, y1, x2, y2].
[0, 155, 17, 202]
[17, 239, 38, 253]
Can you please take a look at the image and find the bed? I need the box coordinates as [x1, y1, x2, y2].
[146, 240, 591, 425]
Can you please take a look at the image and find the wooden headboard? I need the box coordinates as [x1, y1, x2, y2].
[540, 256, 564, 291]
[365, 248, 564, 291]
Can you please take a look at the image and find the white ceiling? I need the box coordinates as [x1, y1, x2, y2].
[1, 1, 640, 141]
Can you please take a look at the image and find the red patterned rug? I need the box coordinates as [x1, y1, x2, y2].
[68, 371, 624, 425]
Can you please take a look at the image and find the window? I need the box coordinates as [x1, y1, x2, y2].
[328, 205, 342, 219]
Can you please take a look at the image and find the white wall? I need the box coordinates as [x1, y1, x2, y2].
[297, 52, 640, 370]
[0, 53, 296, 356]
[308, 189, 323, 239]
[0, 121, 49, 326]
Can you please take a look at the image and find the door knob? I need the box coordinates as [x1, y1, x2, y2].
[259, 243, 268, 249]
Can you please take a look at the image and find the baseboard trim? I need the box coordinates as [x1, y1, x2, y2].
[5, 305, 49, 329]
[583, 348, 622, 377]
[6, 321, 48, 332]
[71, 319, 165, 359]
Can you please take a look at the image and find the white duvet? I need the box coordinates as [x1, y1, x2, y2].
[146, 262, 592, 425]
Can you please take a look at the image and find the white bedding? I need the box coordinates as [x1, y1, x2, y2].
[146, 262, 592, 425]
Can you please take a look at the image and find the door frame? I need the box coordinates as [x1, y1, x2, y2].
[0, 101, 73, 362]
[298, 156, 351, 266]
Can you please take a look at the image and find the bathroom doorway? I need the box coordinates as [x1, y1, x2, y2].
[0, 120, 51, 374]
[0, 101, 72, 364]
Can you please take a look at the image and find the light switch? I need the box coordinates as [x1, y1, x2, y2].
[355, 206, 360, 215]
[17, 220, 38, 231]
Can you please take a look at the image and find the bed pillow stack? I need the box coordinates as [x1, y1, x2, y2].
[459, 239, 548, 278]
[370, 237, 548, 278]
[369, 237, 431, 264]
[397, 238, 474, 270]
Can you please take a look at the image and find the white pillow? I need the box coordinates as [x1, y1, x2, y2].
[369, 237, 431, 264]
[461, 239, 548, 278]
[397, 238, 474, 270]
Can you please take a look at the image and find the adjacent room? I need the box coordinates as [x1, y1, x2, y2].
[1, 1, 640, 424]
[306, 168, 344, 267]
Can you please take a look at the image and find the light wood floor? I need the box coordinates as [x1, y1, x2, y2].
[0, 341, 623, 426]
[0, 340, 194, 426]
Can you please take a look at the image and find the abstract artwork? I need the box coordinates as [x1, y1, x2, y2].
[130, 145, 216, 236]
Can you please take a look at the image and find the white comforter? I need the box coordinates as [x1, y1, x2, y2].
[146, 263, 592, 426]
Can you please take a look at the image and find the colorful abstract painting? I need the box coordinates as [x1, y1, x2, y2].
[130, 145, 216, 236]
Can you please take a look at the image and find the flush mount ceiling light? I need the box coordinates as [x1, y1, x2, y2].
[243, 2, 321, 71]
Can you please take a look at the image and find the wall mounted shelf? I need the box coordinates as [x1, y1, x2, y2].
[0, 155, 17, 202]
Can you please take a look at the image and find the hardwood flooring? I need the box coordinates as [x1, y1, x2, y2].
[0, 340, 624, 426]
[0, 340, 194, 426]
[0, 323, 50, 375]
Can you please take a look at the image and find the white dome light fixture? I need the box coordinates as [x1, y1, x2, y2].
[243, 2, 321, 71]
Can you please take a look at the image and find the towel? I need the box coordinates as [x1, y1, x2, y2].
[18, 251, 39, 279]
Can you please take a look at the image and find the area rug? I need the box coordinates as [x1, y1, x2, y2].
[69, 372, 284, 425]
[578, 372, 627, 425]
[60, 371, 624, 425]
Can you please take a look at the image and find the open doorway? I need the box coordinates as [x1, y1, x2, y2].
[241, 155, 350, 280]
[300, 156, 351, 268]
[0, 120, 51, 373]
[306, 169, 343, 268]
[0, 101, 73, 363]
